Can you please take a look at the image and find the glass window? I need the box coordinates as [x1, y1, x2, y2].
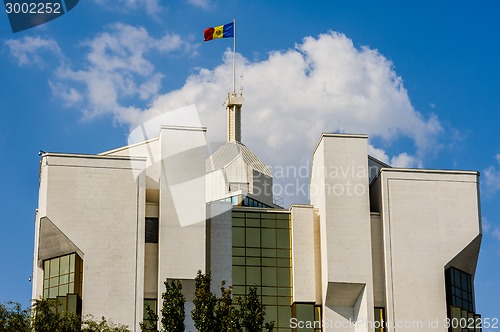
[246, 228, 260, 247]
[233, 218, 245, 227]
[246, 257, 261, 266]
[233, 266, 245, 285]
[262, 248, 276, 258]
[69, 254, 75, 273]
[277, 258, 290, 268]
[145, 218, 159, 243]
[246, 248, 260, 257]
[277, 288, 291, 297]
[262, 257, 277, 267]
[277, 249, 290, 258]
[278, 306, 291, 329]
[262, 267, 277, 287]
[276, 229, 290, 248]
[43, 253, 83, 300]
[143, 299, 157, 330]
[246, 218, 260, 228]
[262, 287, 277, 296]
[50, 259, 59, 278]
[232, 210, 292, 330]
[261, 229, 276, 248]
[232, 257, 245, 266]
[445, 267, 474, 314]
[277, 268, 290, 287]
[233, 227, 245, 247]
[265, 305, 277, 326]
[262, 296, 277, 305]
[232, 286, 245, 296]
[374, 307, 385, 332]
[277, 297, 290, 306]
[233, 247, 245, 256]
[246, 267, 261, 285]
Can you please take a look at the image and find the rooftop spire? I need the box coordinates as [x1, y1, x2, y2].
[226, 92, 243, 143]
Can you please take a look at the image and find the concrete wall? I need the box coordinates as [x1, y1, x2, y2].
[206, 202, 233, 296]
[290, 205, 320, 304]
[374, 169, 481, 332]
[34, 153, 146, 331]
[157, 125, 207, 329]
[310, 133, 375, 332]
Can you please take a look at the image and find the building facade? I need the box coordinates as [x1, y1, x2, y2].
[32, 95, 482, 331]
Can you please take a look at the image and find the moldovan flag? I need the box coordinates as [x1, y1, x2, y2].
[204, 22, 234, 41]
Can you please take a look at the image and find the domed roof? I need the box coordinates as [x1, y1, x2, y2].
[206, 141, 272, 177]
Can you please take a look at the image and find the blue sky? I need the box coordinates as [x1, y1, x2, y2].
[0, 0, 499, 324]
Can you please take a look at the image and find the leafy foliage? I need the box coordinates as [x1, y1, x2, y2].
[191, 270, 217, 332]
[0, 301, 31, 332]
[81, 315, 129, 332]
[139, 304, 158, 332]
[161, 279, 185, 332]
[214, 281, 240, 332]
[31, 298, 81, 332]
[191, 271, 274, 332]
[237, 286, 273, 332]
[0, 298, 129, 332]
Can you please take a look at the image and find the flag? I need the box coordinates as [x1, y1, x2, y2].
[204, 22, 234, 41]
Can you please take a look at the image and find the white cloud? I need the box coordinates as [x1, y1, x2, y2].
[33, 29, 440, 183]
[368, 145, 390, 164]
[5, 36, 62, 67]
[483, 154, 500, 194]
[133, 32, 441, 170]
[186, 0, 210, 9]
[483, 217, 500, 245]
[368, 145, 421, 168]
[390, 152, 422, 168]
[483, 217, 491, 232]
[493, 228, 500, 242]
[484, 166, 500, 193]
[51, 23, 194, 119]
[93, 0, 162, 16]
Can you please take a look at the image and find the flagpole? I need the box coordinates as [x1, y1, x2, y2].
[232, 18, 236, 94]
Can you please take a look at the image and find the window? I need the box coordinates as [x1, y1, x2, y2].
[291, 303, 322, 332]
[143, 299, 158, 329]
[145, 218, 159, 243]
[43, 253, 83, 299]
[42, 253, 83, 314]
[232, 210, 292, 330]
[445, 267, 474, 312]
[374, 307, 385, 332]
[445, 267, 482, 332]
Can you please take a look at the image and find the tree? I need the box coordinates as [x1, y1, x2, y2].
[214, 281, 240, 332]
[192, 272, 273, 332]
[1, 298, 130, 332]
[0, 301, 31, 332]
[161, 279, 185, 332]
[237, 286, 271, 332]
[139, 305, 158, 332]
[31, 298, 81, 332]
[81, 315, 129, 332]
[191, 270, 217, 332]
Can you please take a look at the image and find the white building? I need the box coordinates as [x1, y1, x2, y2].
[32, 94, 482, 331]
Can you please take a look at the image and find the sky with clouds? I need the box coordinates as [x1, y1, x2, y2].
[0, 0, 499, 324]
